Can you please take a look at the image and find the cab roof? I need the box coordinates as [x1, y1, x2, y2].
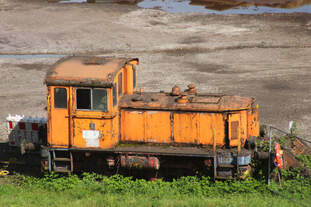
[45, 56, 138, 87]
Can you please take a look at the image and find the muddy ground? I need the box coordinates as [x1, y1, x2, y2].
[0, 0, 311, 141]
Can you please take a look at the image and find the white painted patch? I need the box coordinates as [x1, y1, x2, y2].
[83, 130, 100, 147]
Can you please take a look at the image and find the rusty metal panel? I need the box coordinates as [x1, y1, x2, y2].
[248, 106, 260, 138]
[228, 111, 247, 147]
[191, 96, 221, 104]
[121, 110, 227, 147]
[198, 113, 225, 146]
[240, 110, 248, 147]
[230, 122, 239, 140]
[121, 110, 144, 142]
[229, 113, 240, 147]
[72, 117, 114, 148]
[197, 113, 213, 145]
[120, 92, 254, 112]
[213, 113, 226, 146]
[145, 111, 171, 143]
[120, 155, 160, 170]
[173, 113, 198, 144]
[121, 110, 172, 144]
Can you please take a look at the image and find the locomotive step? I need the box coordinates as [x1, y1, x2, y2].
[53, 157, 71, 162]
[217, 164, 235, 168]
[214, 176, 233, 179]
[53, 166, 71, 173]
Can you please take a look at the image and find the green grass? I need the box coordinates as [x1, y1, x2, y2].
[0, 188, 307, 207]
[0, 173, 310, 207]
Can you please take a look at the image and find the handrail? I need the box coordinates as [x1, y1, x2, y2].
[68, 113, 117, 119]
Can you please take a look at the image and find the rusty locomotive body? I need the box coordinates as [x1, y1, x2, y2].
[39, 56, 259, 179]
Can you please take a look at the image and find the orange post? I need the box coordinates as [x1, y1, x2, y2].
[213, 127, 216, 154]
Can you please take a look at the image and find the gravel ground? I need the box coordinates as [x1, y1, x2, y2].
[0, 0, 311, 141]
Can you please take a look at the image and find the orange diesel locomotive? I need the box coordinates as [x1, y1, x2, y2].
[41, 56, 259, 179]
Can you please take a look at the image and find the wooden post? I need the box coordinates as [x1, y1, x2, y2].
[237, 127, 241, 177]
[213, 127, 216, 154]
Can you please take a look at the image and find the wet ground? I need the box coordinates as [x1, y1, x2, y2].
[139, 0, 311, 14]
[57, 0, 311, 14]
[0, 0, 311, 142]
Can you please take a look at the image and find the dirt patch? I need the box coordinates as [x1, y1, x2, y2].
[16, 63, 50, 71]
[3, 63, 51, 72]
[0, 37, 10, 45]
[180, 36, 205, 44]
[149, 20, 167, 26]
[0, 0, 311, 141]
[263, 80, 292, 91]
[187, 62, 226, 74]
[161, 47, 208, 56]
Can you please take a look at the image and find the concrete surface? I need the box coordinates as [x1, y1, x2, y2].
[0, 0, 311, 141]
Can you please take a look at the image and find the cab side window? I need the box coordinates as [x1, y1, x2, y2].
[93, 89, 108, 111]
[76, 88, 108, 112]
[118, 73, 122, 97]
[113, 84, 117, 106]
[54, 88, 67, 109]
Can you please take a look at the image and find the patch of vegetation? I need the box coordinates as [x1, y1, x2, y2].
[0, 170, 310, 207]
[297, 155, 311, 170]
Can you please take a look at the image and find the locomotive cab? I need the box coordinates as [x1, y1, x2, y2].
[45, 56, 139, 150]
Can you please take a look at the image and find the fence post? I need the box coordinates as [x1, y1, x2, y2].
[267, 125, 272, 185]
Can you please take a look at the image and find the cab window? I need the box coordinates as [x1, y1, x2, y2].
[93, 89, 108, 111]
[76, 89, 91, 110]
[54, 88, 67, 109]
[76, 88, 108, 112]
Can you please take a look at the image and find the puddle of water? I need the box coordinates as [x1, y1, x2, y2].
[0, 54, 65, 59]
[55, 0, 311, 14]
[137, 0, 311, 14]
[58, 0, 133, 3]
[59, 0, 87, 3]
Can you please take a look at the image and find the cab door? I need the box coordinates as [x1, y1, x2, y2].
[48, 86, 70, 147]
[71, 87, 117, 149]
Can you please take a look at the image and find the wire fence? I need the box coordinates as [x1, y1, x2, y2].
[267, 124, 310, 186]
[270, 126, 311, 144]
